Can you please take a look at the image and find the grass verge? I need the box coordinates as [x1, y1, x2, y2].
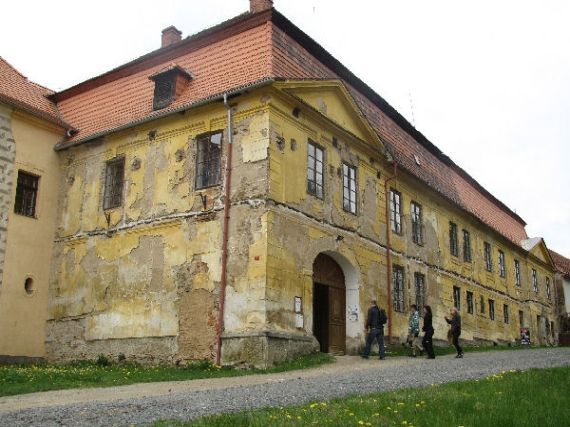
[154, 366, 570, 427]
[0, 352, 334, 397]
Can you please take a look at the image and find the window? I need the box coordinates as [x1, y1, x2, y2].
[389, 189, 402, 233]
[519, 310, 524, 328]
[480, 295, 485, 314]
[466, 291, 474, 314]
[103, 157, 125, 210]
[307, 140, 324, 199]
[514, 259, 521, 286]
[410, 202, 423, 245]
[414, 273, 425, 310]
[453, 286, 461, 310]
[484, 242, 493, 272]
[498, 250, 506, 278]
[503, 304, 509, 324]
[489, 299, 495, 320]
[532, 269, 538, 293]
[14, 171, 39, 217]
[195, 132, 222, 189]
[393, 265, 405, 312]
[152, 75, 175, 110]
[449, 222, 458, 257]
[551, 321, 555, 338]
[342, 163, 357, 214]
[463, 230, 472, 262]
[546, 277, 551, 300]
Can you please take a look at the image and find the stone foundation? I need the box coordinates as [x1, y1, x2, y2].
[222, 331, 319, 368]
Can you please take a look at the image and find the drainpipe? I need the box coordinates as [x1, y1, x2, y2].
[215, 93, 234, 366]
[384, 162, 398, 345]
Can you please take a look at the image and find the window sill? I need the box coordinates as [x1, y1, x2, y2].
[14, 212, 38, 220]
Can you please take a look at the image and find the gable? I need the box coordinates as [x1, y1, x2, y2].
[530, 241, 553, 267]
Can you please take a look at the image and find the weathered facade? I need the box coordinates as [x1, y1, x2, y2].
[0, 1, 563, 365]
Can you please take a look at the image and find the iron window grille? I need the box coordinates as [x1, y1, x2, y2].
[453, 286, 461, 310]
[411, 202, 423, 245]
[14, 171, 39, 217]
[307, 140, 324, 199]
[195, 132, 223, 190]
[532, 269, 538, 293]
[514, 259, 521, 286]
[414, 273, 425, 310]
[449, 222, 458, 257]
[489, 299, 495, 320]
[103, 157, 125, 210]
[463, 229, 472, 262]
[393, 265, 405, 312]
[484, 242, 493, 272]
[466, 291, 474, 314]
[389, 189, 402, 233]
[503, 304, 509, 324]
[152, 74, 176, 110]
[342, 163, 357, 214]
[546, 277, 551, 299]
[498, 250, 506, 278]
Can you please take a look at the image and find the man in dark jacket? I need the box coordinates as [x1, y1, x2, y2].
[362, 299, 387, 360]
[445, 307, 464, 358]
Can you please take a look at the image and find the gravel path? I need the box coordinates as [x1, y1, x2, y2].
[1, 347, 569, 427]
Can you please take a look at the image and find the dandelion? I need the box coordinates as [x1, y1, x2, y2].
[358, 421, 365, 426]
[297, 416, 302, 420]
[415, 404, 421, 408]
[373, 413, 380, 417]
[397, 402, 405, 406]
[310, 403, 319, 409]
[402, 421, 408, 425]
[349, 412, 355, 416]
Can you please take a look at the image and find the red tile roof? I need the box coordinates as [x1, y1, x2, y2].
[550, 250, 570, 277]
[0, 56, 66, 127]
[50, 8, 527, 246]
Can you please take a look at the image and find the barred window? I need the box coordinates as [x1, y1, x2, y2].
[532, 269, 538, 293]
[453, 286, 461, 310]
[466, 291, 474, 314]
[103, 157, 125, 210]
[152, 74, 176, 110]
[414, 273, 425, 310]
[307, 140, 324, 199]
[503, 304, 509, 324]
[484, 242, 493, 272]
[546, 277, 551, 299]
[411, 202, 423, 245]
[393, 265, 405, 312]
[514, 259, 521, 286]
[195, 132, 222, 190]
[449, 222, 458, 257]
[489, 299, 495, 320]
[342, 163, 357, 214]
[498, 250, 506, 278]
[463, 229, 472, 262]
[14, 171, 39, 218]
[389, 189, 402, 233]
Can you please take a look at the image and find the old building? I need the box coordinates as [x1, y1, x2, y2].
[0, 1, 562, 365]
[550, 250, 570, 344]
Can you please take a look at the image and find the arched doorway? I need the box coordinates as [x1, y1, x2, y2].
[313, 253, 346, 354]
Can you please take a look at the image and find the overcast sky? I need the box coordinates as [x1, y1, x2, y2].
[2, 0, 569, 255]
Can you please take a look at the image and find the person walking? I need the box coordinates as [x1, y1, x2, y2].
[362, 299, 387, 360]
[445, 307, 464, 358]
[407, 304, 422, 357]
[422, 305, 435, 359]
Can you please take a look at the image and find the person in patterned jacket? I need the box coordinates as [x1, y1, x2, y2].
[407, 304, 423, 357]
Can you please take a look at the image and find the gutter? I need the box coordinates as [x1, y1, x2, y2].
[383, 162, 398, 344]
[54, 78, 275, 151]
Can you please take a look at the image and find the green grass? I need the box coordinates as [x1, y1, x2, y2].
[154, 366, 570, 427]
[0, 352, 334, 397]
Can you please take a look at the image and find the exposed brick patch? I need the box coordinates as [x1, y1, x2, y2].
[0, 107, 15, 290]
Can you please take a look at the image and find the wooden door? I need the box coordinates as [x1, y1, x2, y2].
[328, 285, 346, 355]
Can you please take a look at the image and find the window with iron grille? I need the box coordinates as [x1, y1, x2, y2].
[498, 250, 506, 278]
[393, 265, 405, 312]
[195, 132, 222, 190]
[389, 189, 402, 233]
[514, 259, 521, 286]
[307, 140, 324, 199]
[532, 268, 538, 293]
[152, 74, 176, 110]
[14, 171, 39, 217]
[342, 163, 357, 214]
[449, 222, 458, 257]
[466, 291, 474, 314]
[480, 295, 485, 314]
[411, 202, 423, 245]
[103, 158, 125, 210]
[503, 304, 509, 324]
[489, 299, 495, 320]
[546, 277, 551, 299]
[519, 310, 524, 328]
[414, 273, 425, 310]
[463, 229, 472, 262]
[484, 242, 493, 272]
[453, 285, 461, 310]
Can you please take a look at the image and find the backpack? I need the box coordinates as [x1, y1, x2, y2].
[379, 308, 387, 325]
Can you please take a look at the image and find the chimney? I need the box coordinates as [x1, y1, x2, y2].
[250, 0, 273, 14]
[161, 26, 182, 48]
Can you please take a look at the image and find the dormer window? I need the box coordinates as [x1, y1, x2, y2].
[149, 64, 193, 110]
